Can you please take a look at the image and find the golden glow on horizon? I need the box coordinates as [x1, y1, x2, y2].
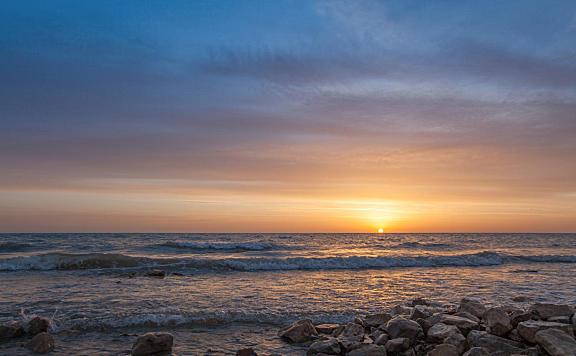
[377, 228, 384, 233]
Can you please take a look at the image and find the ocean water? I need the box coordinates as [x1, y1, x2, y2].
[1, 233, 575, 355]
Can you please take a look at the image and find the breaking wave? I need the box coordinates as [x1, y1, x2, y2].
[2, 251, 576, 272]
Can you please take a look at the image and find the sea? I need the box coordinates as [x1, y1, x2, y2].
[0, 233, 575, 355]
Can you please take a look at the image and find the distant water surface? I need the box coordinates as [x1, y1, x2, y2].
[1, 233, 575, 354]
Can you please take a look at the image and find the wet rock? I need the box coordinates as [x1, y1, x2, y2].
[307, 337, 341, 355]
[458, 298, 487, 319]
[315, 323, 341, 334]
[385, 338, 410, 352]
[467, 330, 525, 354]
[364, 313, 393, 328]
[427, 314, 478, 335]
[410, 297, 430, 306]
[454, 311, 481, 323]
[28, 316, 51, 336]
[510, 310, 532, 327]
[409, 305, 436, 321]
[278, 319, 318, 343]
[144, 269, 166, 278]
[535, 328, 576, 356]
[426, 323, 461, 343]
[444, 332, 467, 354]
[346, 344, 387, 356]
[428, 343, 459, 356]
[374, 333, 390, 346]
[131, 332, 174, 356]
[0, 320, 24, 339]
[483, 307, 512, 336]
[236, 348, 258, 356]
[463, 347, 490, 356]
[26, 332, 55, 354]
[516, 320, 574, 344]
[530, 303, 574, 320]
[385, 317, 423, 343]
[340, 322, 365, 341]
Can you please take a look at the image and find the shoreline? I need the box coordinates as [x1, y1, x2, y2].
[2, 297, 576, 355]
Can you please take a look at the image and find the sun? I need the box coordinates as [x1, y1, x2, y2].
[377, 228, 384, 233]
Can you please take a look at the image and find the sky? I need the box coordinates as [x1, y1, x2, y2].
[1, 0, 576, 232]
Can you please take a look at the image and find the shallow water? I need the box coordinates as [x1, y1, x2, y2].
[1, 233, 575, 354]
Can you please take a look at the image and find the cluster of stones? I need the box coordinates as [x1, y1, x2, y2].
[0, 316, 54, 354]
[278, 298, 576, 356]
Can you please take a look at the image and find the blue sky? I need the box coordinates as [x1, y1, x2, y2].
[1, 0, 576, 232]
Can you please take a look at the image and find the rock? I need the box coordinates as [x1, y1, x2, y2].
[0, 320, 24, 339]
[530, 303, 575, 319]
[278, 319, 318, 343]
[340, 322, 365, 341]
[454, 312, 481, 323]
[510, 310, 532, 327]
[463, 347, 490, 356]
[131, 332, 174, 356]
[483, 307, 512, 336]
[517, 320, 574, 344]
[427, 314, 478, 335]
[385, 317, 423, 342]
[445, 332, 467, 354]
[511, 296, 532, 303]
[144, 269, 166, 278]
[26, 332, 55, 354]
[428, 343, 459, 356]
[315, 324, 341, 334]
[426, 323, 461, 343]
[236, 348, 258, 356]
[410, 297, 430, 306]
[390, 305, 414, 316]
[535, 328, 576, 356]
[355, 317, 365, 326]
[374, 333, 390, 345]
[467, 330, 525, 354]
[385, 338, 410, 352]
[28, 316, 51, 336]
[409, 305, 435, 321]
[365, 313, 392, 327]
[458, 298, 487, 319]
[548, 316, 572, 324]
[346, 344, 387, 356]
[307, 337, 341, 355]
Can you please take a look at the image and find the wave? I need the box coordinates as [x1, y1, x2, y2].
[2, 251, 576, 272]
[394, 242, 454, 250]
[155, 241, 281, 252]
[0, 242, 34, 252]
[0, 253, 180, 271]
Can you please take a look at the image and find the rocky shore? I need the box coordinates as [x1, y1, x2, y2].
[1, 297, 575, 355]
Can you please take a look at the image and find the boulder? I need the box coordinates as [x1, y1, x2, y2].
[530, 303, 574, 320]
[370, 328, 385, 341]
[390, 305, 414, 316]
[535, 328, 576, 356]
[445, 332, 468, 354]
[385, 317, 423, 342]
[428, 343, 459, 356]
[28, 316, 51, 336]
[458, 298, 487, 319]
[385, 338, 410, 352]
[236, 348, 258, 356]
[144, 269, 166, 278]
[340, 322, 365, 341]
[410, 305, 438, 321]
[26, 332, 55, 354]
[346, 344, 387, 356]
[463, 347, 490, 356]
[131, 332, 174, 356]
[483, 307, 512, 336]
[278, 319, 318, 343]
[315, 323, 341, 334]
[0, 320, 24, 339]
[467, 330, 525, 353]
[307, 337, 341, 355]
[427, 314, 478, 335]
[516, 320, 574, 344]
[426, 323, 461, 343]
[510, 310, 532, 327]
[364, 313, 392, 327]
[374, 333, 390, 346]
[454, 312, 480, 323]
[410, 297, 430, 306]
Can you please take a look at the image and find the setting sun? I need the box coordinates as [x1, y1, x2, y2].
[377, 228, 384, 233]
